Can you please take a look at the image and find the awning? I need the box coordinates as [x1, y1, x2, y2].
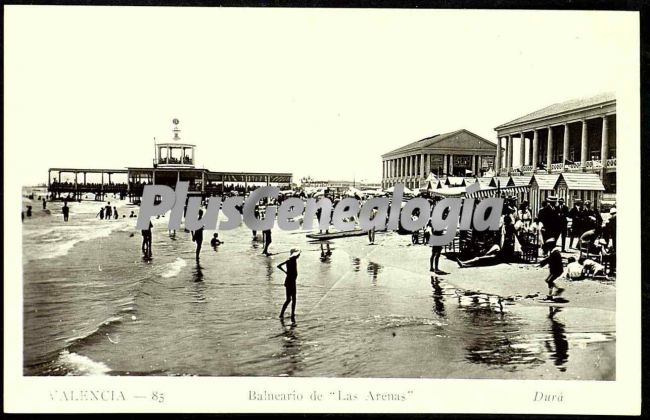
[430, 186, 466, 198]
[466, 185, 530, 199]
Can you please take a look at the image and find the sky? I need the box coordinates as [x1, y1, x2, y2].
[5, 7, 638, 185]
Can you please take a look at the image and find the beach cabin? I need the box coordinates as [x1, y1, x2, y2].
[489, 176, 511, 189]
[508, 175, 533, 204]
[420, 173, 442, 190]
[444, 176, 466, 187]
[556, 173, 606, 208]
[529, 174, 560, 216]
[476, 177, 493, 188]
[463, 177, 478, 187]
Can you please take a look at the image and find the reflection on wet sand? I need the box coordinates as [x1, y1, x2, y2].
[319, 242, 332, 263]
[452, 288, 573, 371]
[431, 276, 445, 317]
[351, 257, 361, 272]
[461, 303, 545, 368]
[278, 319, 303, 376]
[367, 261, 381, 284]
[264, 254, 274, 279]
[545, 307, 569, 371]
[192, 262, 204, 283]
[454, 288, 545, 368]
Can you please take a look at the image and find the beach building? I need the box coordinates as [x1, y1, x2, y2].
[508, 175, 533, 204]
[48, 119, 292, 200]
[529, 174, 561, 215]
[300, 179, 381, 193]
[555, 172, 606, 208]
[381, 129, 498, 190]
[494, 92, 616, 195]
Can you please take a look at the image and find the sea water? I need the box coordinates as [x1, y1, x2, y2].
[21, 190, 615, 379]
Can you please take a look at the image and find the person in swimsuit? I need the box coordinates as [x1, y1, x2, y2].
[62, 202, 70, 222]
[262, 229, 272, 256]
[191, 209, 205, 261]
[141, 220, 153, 257]
[277, 248, 301, 322]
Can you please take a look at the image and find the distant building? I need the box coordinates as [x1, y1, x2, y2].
[301, 180, 381, 192]
[494, 92, 616, 194]
[48, 119, 292, 200]
[381, 129, 498, 189]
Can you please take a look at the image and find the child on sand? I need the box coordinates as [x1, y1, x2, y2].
[210, 233, 223, 248]
[565, 256, 606, 280]
[539, 241, 564, 299]
[565, 256, 583, 280]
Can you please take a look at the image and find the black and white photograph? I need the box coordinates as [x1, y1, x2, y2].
[4, 4, 641, 414]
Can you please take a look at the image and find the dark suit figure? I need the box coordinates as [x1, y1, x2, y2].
[567, 200, 585, 249]
[538, 197, 560, 247]
[555, 198, 570, 251]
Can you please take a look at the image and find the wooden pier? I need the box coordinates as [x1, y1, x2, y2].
[47, 167, 293, 202]
[47, 119, 292, 202]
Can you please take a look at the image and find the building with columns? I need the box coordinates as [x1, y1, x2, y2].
[494, 92, 616, 193]
[381, 129, 498, 190]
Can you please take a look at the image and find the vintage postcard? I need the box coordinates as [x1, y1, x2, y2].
[3, 5, 641, 414]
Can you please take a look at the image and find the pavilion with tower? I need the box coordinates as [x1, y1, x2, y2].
[48, 119, 292, 201]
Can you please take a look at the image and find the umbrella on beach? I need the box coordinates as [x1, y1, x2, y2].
[384, 185, 416, 196]
[344, 186, 365, 198]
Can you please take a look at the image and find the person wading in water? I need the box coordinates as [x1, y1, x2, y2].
[191, 209, 205, 261]
[277, 248, 301, 322]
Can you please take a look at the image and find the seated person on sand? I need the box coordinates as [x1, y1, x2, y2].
[565, 256, 584, 280]
[457, 216, 520, 268]
[456, 243, 516, 268]
[579, 224, 603, 252]
[456, 243, 504, 267]
[565, 256, 606, 280]
[582, 257, 606, 278]
[210, 233, 223, 248]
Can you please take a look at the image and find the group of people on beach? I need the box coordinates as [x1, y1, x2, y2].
[87, 185, 612, 321]
[96, 202, 120, 220]
[450, 194, 615, 300]
[138, 205, 300, 321]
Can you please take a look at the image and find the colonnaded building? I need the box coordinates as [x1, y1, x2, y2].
[380, 129, 498, 189]
[494, 92, 616, 194]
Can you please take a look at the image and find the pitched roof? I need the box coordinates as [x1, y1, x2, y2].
[532, 174, 560, 190]
[476, 177, 493, 187]
[509, 175, 533, 187]
[445, 176, 466, 187]
[560, 173, 605, 191]
[382, 129, 495, 156]
[496, 92, 615, 129]
[463, 177, 478, 185]
[489, 176, 510, 188]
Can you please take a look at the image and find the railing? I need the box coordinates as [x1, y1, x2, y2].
[49, 183, 129, 194]
[509, 159, 615, 174]
[158, 157, 194, 165]
[564, 163, 582, 172]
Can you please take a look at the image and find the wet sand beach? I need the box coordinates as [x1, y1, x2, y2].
[22, 199, 615, 379]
